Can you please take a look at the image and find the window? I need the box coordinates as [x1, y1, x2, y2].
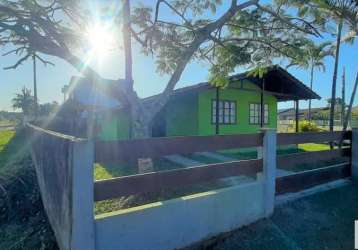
[212, 100, 236, 124]
[249, 103, 269, 124]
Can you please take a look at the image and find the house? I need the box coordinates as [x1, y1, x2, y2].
[67, 66, 320, 140]
[278, 107, 330, 121]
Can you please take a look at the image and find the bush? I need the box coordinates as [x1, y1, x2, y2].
[299, 120, 321, 132]
[0, 131, 58, 250]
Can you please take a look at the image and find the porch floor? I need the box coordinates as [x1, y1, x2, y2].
[185, 182, 358, 250]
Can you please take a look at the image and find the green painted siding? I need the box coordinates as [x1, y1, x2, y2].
[96, 110, 130, 140]
[96, 80, 278, 139]
[165, 93, 198, 136]
[198, 80, 277, 135]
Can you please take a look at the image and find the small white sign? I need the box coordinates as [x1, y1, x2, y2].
[356, 220, 358, 249]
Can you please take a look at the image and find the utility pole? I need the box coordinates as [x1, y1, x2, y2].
[341, 67, 345, 127]
[33, 53, 38, 117]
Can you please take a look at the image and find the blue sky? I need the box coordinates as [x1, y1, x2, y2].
[0, 1, 357, 111]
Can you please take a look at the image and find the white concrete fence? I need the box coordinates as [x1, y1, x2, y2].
[28, 123, 357, 250]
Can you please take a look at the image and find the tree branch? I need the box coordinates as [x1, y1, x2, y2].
[256, 3, 321, 37]
[148, 0, 259, 119]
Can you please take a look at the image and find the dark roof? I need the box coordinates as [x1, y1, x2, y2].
[143, 65, 320, 103]
[68, 76, 127, 109]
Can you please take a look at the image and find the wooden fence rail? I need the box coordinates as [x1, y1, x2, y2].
[95, 133, 262, 163]
[276, 163, 351, 195]
[277, 148, 350, 170]
[277, 131, 351, 145]
[94, 130, 352, 201]
[94, 159, 262, 201]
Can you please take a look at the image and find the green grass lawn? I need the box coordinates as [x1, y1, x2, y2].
[94, 157, 183, 180]
[0, 130, 15, 152]
[0, 129, 29, 169]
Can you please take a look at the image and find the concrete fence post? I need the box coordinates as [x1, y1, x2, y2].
[261, 128, 277, 217]
[71, 139, 95, 250]
[351, 129, 358, 182]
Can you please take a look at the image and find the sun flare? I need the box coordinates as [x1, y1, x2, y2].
[86, 24, 116, 57]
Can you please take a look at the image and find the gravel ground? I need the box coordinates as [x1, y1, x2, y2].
[185, 183, 358, 250]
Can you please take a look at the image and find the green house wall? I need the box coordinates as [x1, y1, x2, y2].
[198, 80, 277, 135]
[96, 79, 277, 140]
[96, 110, 130, 140]
[165, 93, 198, 136]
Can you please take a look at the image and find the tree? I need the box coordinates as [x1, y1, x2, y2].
[0, 0, 320, 138]
[327, 97, 345, 120]
[32, 52, 38, 116]
[341, 67, 346, 125]
[287, 41, 333, 120]
[12, 87, 34, 115]
[282, 0, 357, 132]
[129, 1, 320, 136]
[340, 68, 358, 146]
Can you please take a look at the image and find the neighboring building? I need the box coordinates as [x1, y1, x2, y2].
[278, 107, 330, 121]
[67, 66, 320, 140]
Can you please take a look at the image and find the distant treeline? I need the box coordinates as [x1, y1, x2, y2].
[0, 111, 22, 122]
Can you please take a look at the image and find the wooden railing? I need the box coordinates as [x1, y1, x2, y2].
[277, 131, 350, 145]
[276, 130, 352, 195]
[276, 163, 350, 195]
[94, 159, 262, 201]
[94, 130, 352, 201]
[95, 133, 262, 163]
[94, 133, 263, 202]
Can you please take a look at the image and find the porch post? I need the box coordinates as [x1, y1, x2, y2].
[257, 78, 265, 159]
[260, 78, 265, 128]
[261, 128, 277, 217]
[351, 128, 358, 182]
[215, 87, 220, 135]
[295, 100, 299, 132]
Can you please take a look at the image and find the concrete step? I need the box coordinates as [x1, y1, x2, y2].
[194, 151, 237, 162]
[164, 154, 202, 167]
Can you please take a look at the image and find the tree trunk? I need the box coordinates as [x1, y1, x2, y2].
[341, 67, 345, 127]
[122, 0, 133, 92]
[33, 53, 38, 118]
[340, 69, 358, 146]
[343, 70, 358, 132]
[131, 109, 152, 139]
[308, 64, 314, 121]
[329, 19, 343, 133]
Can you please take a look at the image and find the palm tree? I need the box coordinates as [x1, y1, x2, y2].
[12, 87, 34, 115]
[323, 0, 357, 132]
[282, 0, 357, 132]
[32, 53, 38, 116]
[341, 67, 346, 126]
[287, 41, 333, 120]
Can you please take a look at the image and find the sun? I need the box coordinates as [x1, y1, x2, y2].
[86, 24, 116, 57]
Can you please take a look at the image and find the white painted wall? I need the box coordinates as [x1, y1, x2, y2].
[95, 181, 265, 250]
